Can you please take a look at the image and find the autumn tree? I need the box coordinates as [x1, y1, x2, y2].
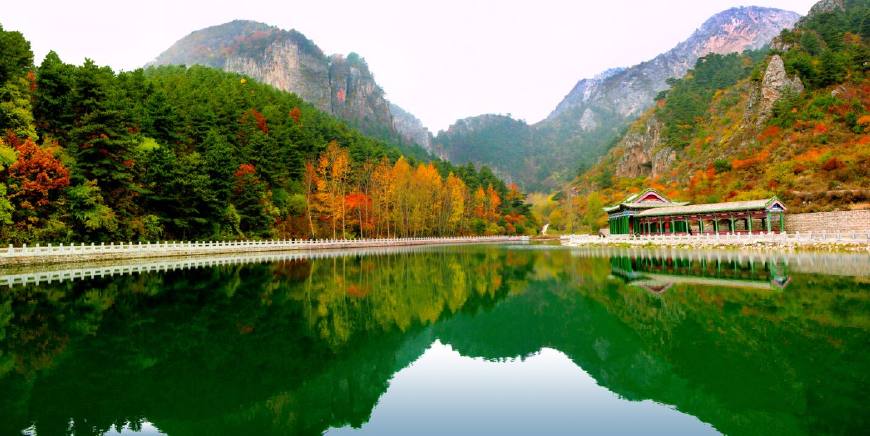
[316, 141, 351, 238]
[7, 138, 70, 212]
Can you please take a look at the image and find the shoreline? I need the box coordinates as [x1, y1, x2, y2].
[560, 233, 870, 253]
[0, 236, 529, 267]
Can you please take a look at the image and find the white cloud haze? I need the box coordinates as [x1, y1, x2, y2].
[3, 0, 817, 132]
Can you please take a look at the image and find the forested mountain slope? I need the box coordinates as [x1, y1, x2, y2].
[558, 0, 869, 233]
[0, 26, 533, 243]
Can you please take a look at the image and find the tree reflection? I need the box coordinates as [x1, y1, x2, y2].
[0, 246, 867, 435]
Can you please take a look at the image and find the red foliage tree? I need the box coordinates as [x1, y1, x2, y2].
[289, 107, 302, 124]
[241, 109, 269, 134]
[7, 138, 70, 209]
[234, 163, 256, 178]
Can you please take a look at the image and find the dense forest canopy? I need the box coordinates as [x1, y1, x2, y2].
[0, 24, 534, 243]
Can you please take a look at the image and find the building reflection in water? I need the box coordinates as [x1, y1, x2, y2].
[609, 254, 791, 293]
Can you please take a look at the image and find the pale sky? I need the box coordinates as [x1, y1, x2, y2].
[2, 0, 817, 132]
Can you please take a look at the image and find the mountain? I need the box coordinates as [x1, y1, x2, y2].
[563, 0, 869, 232]
[433, 6, 801, 191]
[151, 20, 415, 145]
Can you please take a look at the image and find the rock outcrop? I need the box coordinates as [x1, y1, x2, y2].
[754, 55, 804, 125]
[614, 116, 675, 179]
[389, 103, 433, 151]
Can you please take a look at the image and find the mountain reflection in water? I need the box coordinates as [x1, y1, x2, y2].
[1, 244, 867, 435]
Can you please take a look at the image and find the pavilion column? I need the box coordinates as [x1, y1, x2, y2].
[699, 219, 704, 233]
[713, 219, 719, 233]
[766, 213, 772, 232]
[747, 215, 753, 233]
[670, 219, 675, 234]
[779, 214, 784, 232]
[729, 216, 735, 233]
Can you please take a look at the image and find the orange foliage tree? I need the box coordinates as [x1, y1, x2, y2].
[7, 138, 70, 211]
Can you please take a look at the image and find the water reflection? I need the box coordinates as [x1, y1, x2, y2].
[328, 341, 717, 435]
[610, 255, 791, 292]
[0, 244, 867, 435]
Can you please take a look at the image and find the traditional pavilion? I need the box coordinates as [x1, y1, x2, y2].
[604, 188, 786, 235]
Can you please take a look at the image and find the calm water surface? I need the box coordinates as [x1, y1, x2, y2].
[1, 244, 868, 435]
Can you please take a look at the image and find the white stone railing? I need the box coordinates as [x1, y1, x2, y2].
[0, 236, 529, 264]
[563, 231, 870, 246]
[568, 246, 870, 277]
[0, 245, 454, 288]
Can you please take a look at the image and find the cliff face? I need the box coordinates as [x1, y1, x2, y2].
[327, 54, 395, 138]
[151, 20, 398, 141]
[390, 103, 433, 152]
[434, 7, 800, 191]
[613, 115, 675, 179]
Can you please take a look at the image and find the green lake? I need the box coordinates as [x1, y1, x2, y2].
[1, 243, 868, 435]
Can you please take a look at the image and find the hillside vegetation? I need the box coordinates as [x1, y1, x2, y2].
[0, 25, 533, 243]
[553, 0, 869, 233]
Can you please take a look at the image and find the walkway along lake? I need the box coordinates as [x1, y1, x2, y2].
[2, 243, 868, 435]
[0, 236, 528, 266]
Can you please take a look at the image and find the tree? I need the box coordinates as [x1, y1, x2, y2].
[0, 24, 32, 85]
[316, 141, 351, 238]
[68, 59, 136, 210]
[445, 173, 466, 234]
[818, 49, 848, 87]
[7, 138, 70, 211]
[231, 163, 271, 237]
[33, 51, 75, 140]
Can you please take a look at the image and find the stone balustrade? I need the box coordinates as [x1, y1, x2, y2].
[0, 236, 530, 266]
[562, 231, 870, 247]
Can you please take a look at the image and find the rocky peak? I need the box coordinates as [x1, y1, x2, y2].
[151, 21, 397, 140]
[327, 53, 393, 136]
[808, 0, 846, 16]
[547, 7, 800, 123]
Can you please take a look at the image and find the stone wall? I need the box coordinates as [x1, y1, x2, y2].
[786, 210, 870, 233]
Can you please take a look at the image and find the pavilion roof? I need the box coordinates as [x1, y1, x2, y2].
[603, 188, 679, 213]
[636, 197, 784, 217]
